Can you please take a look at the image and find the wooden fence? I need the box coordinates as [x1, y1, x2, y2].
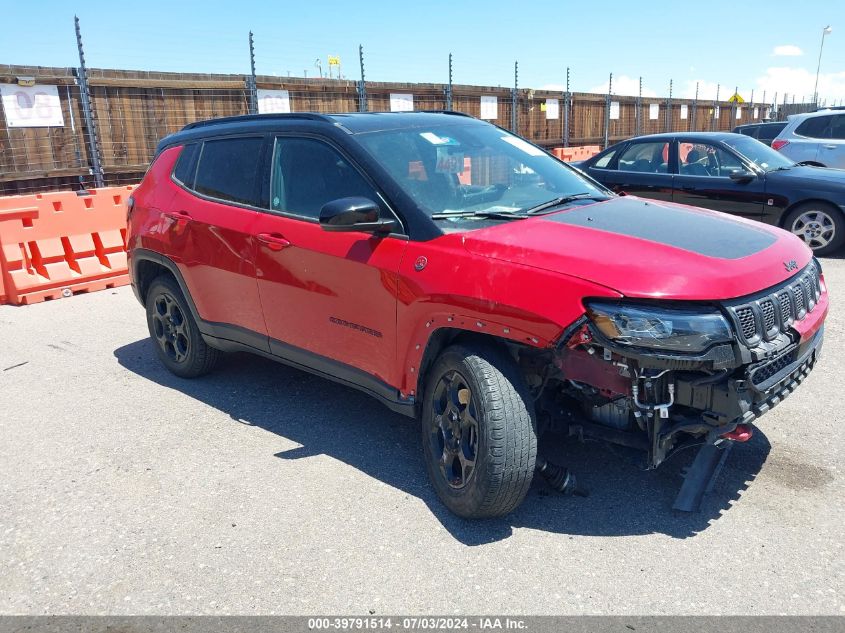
[1, 64, 797, 195]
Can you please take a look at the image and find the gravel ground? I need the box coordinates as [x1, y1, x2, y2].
[0, 257, 843, 615]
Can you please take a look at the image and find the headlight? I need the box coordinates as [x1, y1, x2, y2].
[585, 301, 733, 352]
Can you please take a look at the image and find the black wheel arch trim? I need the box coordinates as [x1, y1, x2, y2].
[130, 247, 416, 417]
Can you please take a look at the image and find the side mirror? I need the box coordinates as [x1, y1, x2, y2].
[729, 169, 756, 183]
[319, 197, 399, 235]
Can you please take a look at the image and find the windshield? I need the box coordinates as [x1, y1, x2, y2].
[356, 123, 610, 224]
[722, 134, 795, 172]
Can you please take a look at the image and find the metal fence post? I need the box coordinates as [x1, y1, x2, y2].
[247, 31, 258, 115]
[691, 81, 698, 131]
[74, 15, 104, 188]
[665, 79, 672, 133]
[731, 85, 738, 125]
[635, 76, 642, 136]
[712, 84, 720, 131]
[603, 73, 612, 149]
[357, 44, 368, 112]
[563, 67, 570, 147]
[511, 61, 518, 133]
[445, 53, 453, 111]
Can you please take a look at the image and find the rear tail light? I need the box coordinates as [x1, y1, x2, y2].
[771, 139, 789, 151]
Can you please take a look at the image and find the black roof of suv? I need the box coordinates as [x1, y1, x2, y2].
[157, 111, 478, 154]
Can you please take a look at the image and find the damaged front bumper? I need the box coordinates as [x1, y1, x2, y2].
[544, 262, 827, 511]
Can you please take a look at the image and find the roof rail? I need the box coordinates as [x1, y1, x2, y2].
[419, 110, 474, 118]
[181, 112, 335, 131]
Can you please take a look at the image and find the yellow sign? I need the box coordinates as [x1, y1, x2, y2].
[728, 92, 745, 104]
[328, 56, 341, 66]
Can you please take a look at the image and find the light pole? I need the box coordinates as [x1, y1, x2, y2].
[813, 25, 832, 106]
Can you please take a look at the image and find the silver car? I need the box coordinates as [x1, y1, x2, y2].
[772, 109, 845, 168]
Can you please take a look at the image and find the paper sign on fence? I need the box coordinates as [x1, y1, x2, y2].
[736, 107, 742, 120]
[545, 98, 559, 120]
[649, 103, 659, 120]
[609, 101, 620, 120]
[480, 96, 497, 119]
[257, 89, 291, 114]
[390, 93, 414, 112]
[0, 84, 64, 127]
[680, 104, 688, 120]
[754, 107, 759, 119]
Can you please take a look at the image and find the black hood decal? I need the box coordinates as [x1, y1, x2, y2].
[543, 198, 777, 259]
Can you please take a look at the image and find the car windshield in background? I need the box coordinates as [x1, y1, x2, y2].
[356, 124, 610, 224]
[722, 135, 795, 172]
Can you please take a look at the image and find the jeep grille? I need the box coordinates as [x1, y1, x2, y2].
[725, 262, 821, 345]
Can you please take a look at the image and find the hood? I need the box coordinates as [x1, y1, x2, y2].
[767, 164, 845, 188]
[462, 196, 812, 301]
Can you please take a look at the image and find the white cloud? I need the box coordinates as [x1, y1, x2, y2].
[584, 75, 658, 97]
[754, 66, 845, 104]
[680, 79, 723, 100]
[772, 45, 804, 57]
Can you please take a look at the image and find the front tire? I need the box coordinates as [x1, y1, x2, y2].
[785, 202, 845, 256]
[145, 275, 219, 378]
[421, 343, 537, 518]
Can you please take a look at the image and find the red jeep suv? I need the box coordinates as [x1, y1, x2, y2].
[127, 112, 827, 518]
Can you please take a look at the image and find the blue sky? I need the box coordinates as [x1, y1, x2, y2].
[3, 0, 844, 102]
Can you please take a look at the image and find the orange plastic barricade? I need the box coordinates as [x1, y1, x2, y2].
[0, 186, 135, 305]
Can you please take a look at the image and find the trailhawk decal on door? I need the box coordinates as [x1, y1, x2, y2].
[329, 316, 384, 338]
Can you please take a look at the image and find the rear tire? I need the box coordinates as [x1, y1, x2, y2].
[145, 275, 219, 378]
[421, 343, 537, 518]
[784, 202, 845, 256]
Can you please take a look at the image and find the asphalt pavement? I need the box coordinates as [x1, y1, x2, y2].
[1, 258, 843, 615]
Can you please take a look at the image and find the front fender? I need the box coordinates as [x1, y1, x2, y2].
[394, 236, 621, 397]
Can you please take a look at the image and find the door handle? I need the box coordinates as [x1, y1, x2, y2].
[163, 210, 192, 223]
[823, 144, 837, 150]
[257, 232, 291, 251]
[681, 186, 696, 191]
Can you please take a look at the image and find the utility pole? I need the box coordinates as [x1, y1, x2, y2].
[813, 26, 833, 106]
[74, 15, 103, 188]
[248, 31, 257, 115]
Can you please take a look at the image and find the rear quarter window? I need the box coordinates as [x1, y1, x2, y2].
[172, 143, 199, 186]
[795, 116, 832, 139]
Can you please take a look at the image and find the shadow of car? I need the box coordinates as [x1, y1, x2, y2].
[114, 339, 771, 544]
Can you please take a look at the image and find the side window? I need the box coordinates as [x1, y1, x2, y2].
[617, 142, 669, 174]
[172, 143, 198, 186]
[795, 115, 832, 139]
[593, 148, 617, 169]
[829, 115, 845, 140]
[679, 142, 743, 177]
[271, 137, 380, 219]
[194, 137, 264, 207]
